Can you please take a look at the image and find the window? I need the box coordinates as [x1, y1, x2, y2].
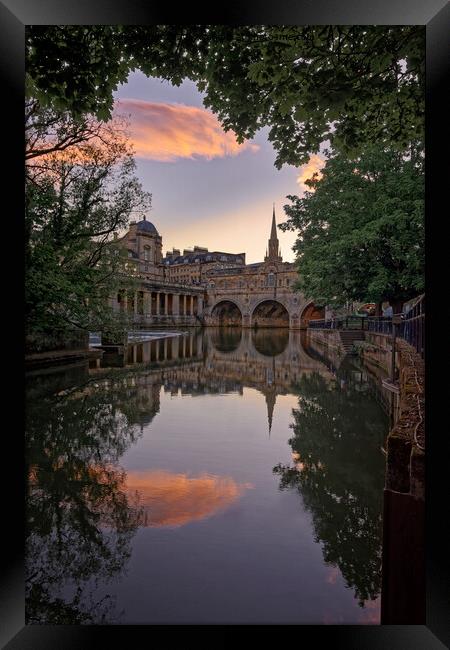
[286, 278, 290, 286]
[268, 273, 275, 287]
[144, 246, 150, 261]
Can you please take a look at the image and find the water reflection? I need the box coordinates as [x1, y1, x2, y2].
[273, 360, 388, 607]
[26, 375, 146, 623]
[125, 471, 253, 528]
[252, 327, 289, 357]
[208, 327, 242, 352]
[26, 328, 388, 623]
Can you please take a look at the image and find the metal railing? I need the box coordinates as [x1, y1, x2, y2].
[308, 315, 369, 330]
[367, 316, 393, 335]
[401, 296, 425, 358]
[308, 295, 425, 359]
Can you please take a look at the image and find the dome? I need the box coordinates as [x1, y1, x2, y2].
[136, 218, 159, 235]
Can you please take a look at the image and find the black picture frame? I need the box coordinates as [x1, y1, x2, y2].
[2, 1, 449, 647]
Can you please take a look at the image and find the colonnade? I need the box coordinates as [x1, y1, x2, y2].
[126, 332, 202, 365]
[116, 289, 203, 319]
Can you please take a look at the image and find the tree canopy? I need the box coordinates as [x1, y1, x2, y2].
[279, 145, 424, 308]
[25, 102, 151, 338]
[26, 25, 424, 166]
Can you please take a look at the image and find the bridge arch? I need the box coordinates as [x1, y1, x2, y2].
[251, 299, 290, 328]
[300, 300, 325, 328]
[210, 300, 243, 326]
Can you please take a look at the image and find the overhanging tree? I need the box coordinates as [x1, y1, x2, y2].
[26, 25, 424, 166]
[279, 146, 424, 310]
[26, 105, 152, 339]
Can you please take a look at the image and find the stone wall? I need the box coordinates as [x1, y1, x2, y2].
[385, 339, 425, 499]
[305, 329, 346, 361]
[308, 328, 425, 500]
[356, 332, 425, 499]
[26, 330, 89, 354]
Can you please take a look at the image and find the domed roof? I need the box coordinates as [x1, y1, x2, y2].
[136, 218, 159, 235]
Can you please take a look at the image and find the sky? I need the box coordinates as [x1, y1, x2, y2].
[114, 72, 324, 263]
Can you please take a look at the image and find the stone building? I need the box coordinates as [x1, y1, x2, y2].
[112, 216, 204, 325]
[111, 207, 324, 328]
[163, 247, 246, 285]
[203, 206, 324, 328]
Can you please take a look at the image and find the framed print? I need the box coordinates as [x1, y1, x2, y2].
[1, 0, 449, 647]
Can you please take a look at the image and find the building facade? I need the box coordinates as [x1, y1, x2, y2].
[111, 207, 324, 328]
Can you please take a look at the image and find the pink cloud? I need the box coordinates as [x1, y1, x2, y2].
[115, 98, 259, 162]
[296, 154, 325, 193]
[125, 470, 253, 528]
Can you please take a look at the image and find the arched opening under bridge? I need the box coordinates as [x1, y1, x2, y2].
[211, 301, 242, 326]
[252, 300, 289, 328]
[300, 302, 325, 329]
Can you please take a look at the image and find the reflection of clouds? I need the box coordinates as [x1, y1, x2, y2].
[125, 470, 253, 528]
[325, 566, 340, 585]
[115, 99, 259, 162]
[357, 598, 380, 624]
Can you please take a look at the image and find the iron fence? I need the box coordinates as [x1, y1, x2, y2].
[308, 295, 425, 359]
[308, 315, 369, 330]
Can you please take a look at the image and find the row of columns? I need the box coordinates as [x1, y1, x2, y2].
[127, 334, 201, 364]
[119, 290, 203, 317]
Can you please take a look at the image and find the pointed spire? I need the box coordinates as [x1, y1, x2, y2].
[265, 390, 276, 436]
[270, 203, 277, 239]
[266, 203, 282, 262]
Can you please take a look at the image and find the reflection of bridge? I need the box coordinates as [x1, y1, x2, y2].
[92, 328, 334, 434]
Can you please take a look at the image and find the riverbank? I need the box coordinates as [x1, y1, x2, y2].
[26, 330, 191, 371]
[305, 326, 425, 623]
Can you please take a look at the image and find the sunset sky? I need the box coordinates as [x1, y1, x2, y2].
[114, 72, 324, 263]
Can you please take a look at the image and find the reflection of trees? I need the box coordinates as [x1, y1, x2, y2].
[26, 375, 148, 623]
[273, 371, 388, 606]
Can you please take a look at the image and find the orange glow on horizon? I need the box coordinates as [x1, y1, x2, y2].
[115, 98, 259, 162]
[125, 470, 253, 528]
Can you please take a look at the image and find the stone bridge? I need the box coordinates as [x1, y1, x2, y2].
[203, 288, 323, 329]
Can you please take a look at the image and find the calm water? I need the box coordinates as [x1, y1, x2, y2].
[26, 328, 389, 624]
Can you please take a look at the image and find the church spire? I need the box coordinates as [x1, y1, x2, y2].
[271, 203, 277, 239]
[265, 203, 282, 262]
[265, 390, 276, 436]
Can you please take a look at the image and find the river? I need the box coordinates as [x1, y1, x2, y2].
[25, 328, 389, 624]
